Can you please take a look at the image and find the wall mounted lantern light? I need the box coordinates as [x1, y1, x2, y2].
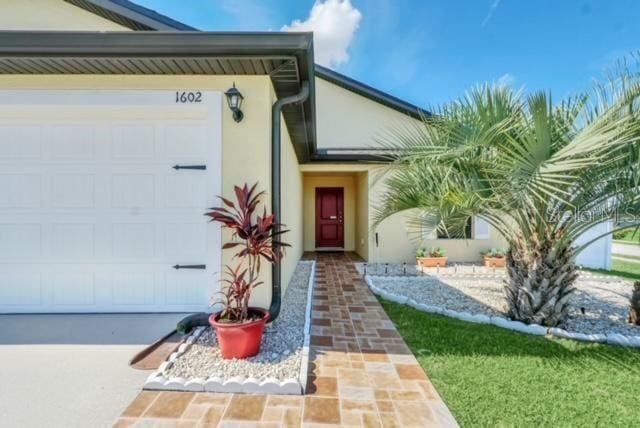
[225, 83, 244, 122]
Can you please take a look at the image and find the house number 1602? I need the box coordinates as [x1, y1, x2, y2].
[175, 91, 202, 103]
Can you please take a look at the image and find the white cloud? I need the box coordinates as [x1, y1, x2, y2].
[481, 0, 501, 27]
[496, 73, 515, 87]
[282, 0, 362, 68]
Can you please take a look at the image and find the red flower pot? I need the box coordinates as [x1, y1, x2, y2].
[209, 308, 270, 359]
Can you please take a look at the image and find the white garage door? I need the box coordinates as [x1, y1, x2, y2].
[0, 90, 222, 313]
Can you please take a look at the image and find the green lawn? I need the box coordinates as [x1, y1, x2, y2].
[613, 229, 640, 243]
[587, 258, 640, 281]
[380, 298, 640, 427]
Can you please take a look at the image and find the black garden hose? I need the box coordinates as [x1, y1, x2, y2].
[176, 312, 210, 335]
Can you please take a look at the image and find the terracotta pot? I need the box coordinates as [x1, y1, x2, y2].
[483, 256, 506, 268]
[417, 256, 448, 267]
[209, 308, 270, 359]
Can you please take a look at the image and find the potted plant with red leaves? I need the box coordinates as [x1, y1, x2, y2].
[205, 183, 289, 359]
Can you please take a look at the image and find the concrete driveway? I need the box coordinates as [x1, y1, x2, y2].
[0, 313, 186, 428]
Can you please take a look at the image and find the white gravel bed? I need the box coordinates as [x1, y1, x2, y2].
[356, 262, 506, 277]
[164, 261, 313, 381]
[367, 264, 640, 338]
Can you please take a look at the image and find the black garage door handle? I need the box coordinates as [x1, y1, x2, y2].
[173, 264, 206, 270]
[173, 165, 206, 170]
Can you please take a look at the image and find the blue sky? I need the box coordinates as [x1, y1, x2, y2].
[134, 0, 639, 109]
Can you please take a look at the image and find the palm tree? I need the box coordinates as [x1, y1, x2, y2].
[373, 63, 640, 326]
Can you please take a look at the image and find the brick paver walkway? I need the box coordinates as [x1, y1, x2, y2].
[115, 253, 457, 427]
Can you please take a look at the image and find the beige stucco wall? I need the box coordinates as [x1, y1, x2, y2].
[355, 171, 369, 259]
[371, 211, 507, 263]
[0, 74, 281, 307]
[303, 173, 357, 252]
[2, 0, 130, 31]
[315, 77, 420, 149]
[278, 113, 304, 296]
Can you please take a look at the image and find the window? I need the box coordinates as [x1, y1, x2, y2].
[437, 218, 473, 239]
[425, 217, 490, 240]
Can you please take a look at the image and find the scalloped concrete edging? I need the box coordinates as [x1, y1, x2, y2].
[365, 275, 640, 349]
[143, 261, 316, 395]
[297, 260, 316, 394]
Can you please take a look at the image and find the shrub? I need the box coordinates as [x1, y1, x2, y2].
[427, 247, 446, 257]
[481, 248, 507, 258]
[613, 230, 627, 240]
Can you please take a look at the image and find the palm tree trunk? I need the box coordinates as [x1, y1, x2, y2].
[504, 228, 578, 326]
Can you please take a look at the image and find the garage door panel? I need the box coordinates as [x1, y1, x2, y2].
[52, 272, 96, 306]
[0, 224, 42, 257]
[165, 223, 208, 258]
[0, 90, 222, 313]
[0, 174, 41, 208]
[0, 264, 217, 312]
[111, 174, 155, 208]
[51, 224, 95, 257]
[166, 272, 210, 306]
[111, 272, 155, 306]
[112, 124, 156, 160]
[0, 272, 42, 306]
[51, 124, 97, 160]
[0, 124, 42, 159]
[164, 123, 208, 159]
[112, 223, 155, 258]
[52, 174, 96, 208]
[164, 174, 207, 208]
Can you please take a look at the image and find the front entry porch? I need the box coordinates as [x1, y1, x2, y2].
[303, 171, 369, 261]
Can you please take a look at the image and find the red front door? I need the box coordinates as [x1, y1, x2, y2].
[315, 187, 344, 248]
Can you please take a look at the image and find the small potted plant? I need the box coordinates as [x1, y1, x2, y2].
[481, 248, 506, 268]
[416, 247, 447, 267]
[205, 183, 289, 359]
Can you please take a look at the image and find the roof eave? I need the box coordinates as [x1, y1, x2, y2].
[311, 149, 395, 163]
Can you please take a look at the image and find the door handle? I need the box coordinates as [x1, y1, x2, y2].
[173, 164, 207, 170]
[329, 215, 337, 219]
[173, 264, 206, 270]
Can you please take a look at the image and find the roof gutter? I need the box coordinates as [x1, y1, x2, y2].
[269, 81, 310, 322]
[0, 31, 313, 56]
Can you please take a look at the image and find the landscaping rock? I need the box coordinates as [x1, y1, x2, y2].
[163, 261, 313, 384]
[367, 264, 640, 340]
